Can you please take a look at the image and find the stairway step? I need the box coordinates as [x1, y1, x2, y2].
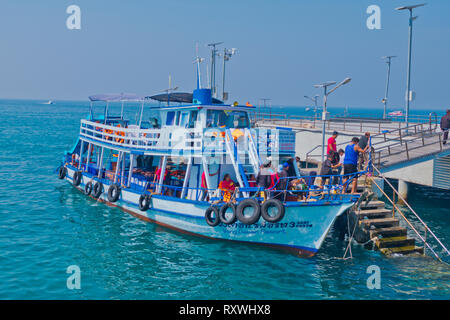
[376, 238, 415, 249]
[380, 246, 424, 256]
[376, 235, 407, 242]
[357, 208, 392, 218]
[360, 217, 399, 228]
[370, 227, 407, 238]
[360, 200, 386, 209]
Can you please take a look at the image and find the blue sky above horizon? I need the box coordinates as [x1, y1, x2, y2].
[0, 0, 449, 111]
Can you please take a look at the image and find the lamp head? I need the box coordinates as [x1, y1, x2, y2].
[396, 3, 426, 11]
[342, 77, 352, 85]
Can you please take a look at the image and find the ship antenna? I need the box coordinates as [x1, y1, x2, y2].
[193, 43, 204, 89]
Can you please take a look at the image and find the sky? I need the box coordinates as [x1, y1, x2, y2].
[0, 0, 449, 111]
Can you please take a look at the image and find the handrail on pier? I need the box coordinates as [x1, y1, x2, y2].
[255, 111, 439, 136]
[371, 166, 450, 263]
[305, 121, 442, 168]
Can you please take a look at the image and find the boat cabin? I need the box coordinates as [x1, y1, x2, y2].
[67, 89, 298, 203]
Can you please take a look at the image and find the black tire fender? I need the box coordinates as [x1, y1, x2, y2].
[92, 182, 103, 198]
[205, 206, 221, 227]
[72, 171, 82, 186]
[107, 184, 121, 202]
[139, 194, 151, 211]
[58, 166, 66, 180]
[84, 181, 93, 196]
[236, 199, 261, 225]
[219, 203, 237, 225]
[261, 199, 285, 223]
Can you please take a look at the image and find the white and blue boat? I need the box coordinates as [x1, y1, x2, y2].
[57, 86, 360, 257]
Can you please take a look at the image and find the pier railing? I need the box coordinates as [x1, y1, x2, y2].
[371, 166, 450, 263]
[371, 129, 448, 168]
[254, 112, 438, 136]
[304, 121, 442, 168]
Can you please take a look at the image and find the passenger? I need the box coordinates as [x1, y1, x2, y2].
[286, 157, 297, 178]
[154, 167, 162, 183]
[320, 153, 340, 187]
[200, 168, 219, 201]
[273, 163, 289, 201]
[342, 137, 368, 194]
[295, 156, 301, 169]
[327, 131, 339, 155]
[440, 109, 450, 145]
[358, 132, 371, 170]
[219, 174, 236, 203]
[248, 174, 257, 188]
[256, 160, 272, 200]
[332, 149, 345, 185]
[277, 163, 289, 191]
[151, 118, 160, 129]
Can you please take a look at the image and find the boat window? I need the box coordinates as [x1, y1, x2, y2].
[179, 112, 189, 127]
[206, 110, 250, 128]
[166, 111, 175, 126]
[175, 111, 181, 125]
[188, 110, 198, 128]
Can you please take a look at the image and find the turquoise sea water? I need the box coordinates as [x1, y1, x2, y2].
[0, 99, 449, 300]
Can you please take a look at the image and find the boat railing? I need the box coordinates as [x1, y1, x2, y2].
[258, 170, 365, 197]
[79, 119, 203, 151]
[371, 166, 450, 263]
[117, 170, 363, 204]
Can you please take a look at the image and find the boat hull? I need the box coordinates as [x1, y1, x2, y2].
[65, 167, 353, 257]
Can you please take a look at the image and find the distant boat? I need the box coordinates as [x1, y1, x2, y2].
[42, 100, 55, 105]
[388, 110, 404, 117]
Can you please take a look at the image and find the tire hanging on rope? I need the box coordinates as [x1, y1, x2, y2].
[107, 184, 121, 202]
[84, 181, 93, 196]
[92, 182, 103, 199]
[261, 199, 285, 223]
[236, 199, 261, 225]
[219, 203, 237, 225]
[139, 194, 151, 211]
[72, 171, 82, 186]
[58, 166, 66, 180]
[205, 206, 220, 227]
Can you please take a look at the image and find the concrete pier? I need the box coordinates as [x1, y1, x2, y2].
[397, 180, 409, 204]
[255, 115, 450, 191]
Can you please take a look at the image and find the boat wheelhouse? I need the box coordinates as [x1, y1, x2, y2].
[58, 88, 360, 257]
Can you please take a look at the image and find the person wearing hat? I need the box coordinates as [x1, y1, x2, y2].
[256, 159, 272, 201]
[441, 109, 450, 145]
[277, 162, 290, 190]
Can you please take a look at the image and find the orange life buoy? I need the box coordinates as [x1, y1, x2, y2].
[103, 128, 113, 140]
[114, 124, 125, 143]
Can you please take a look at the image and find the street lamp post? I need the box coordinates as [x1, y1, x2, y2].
[396, 3, 426, 128]
[314, 78, 352, 163]
[382, 56, 396, 119]
[304, 95, 320, 119]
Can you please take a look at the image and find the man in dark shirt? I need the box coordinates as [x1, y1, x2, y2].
[277, 163, 289, 190]
[441, 110, 450, 145]
[358, 132, 371, 170]
[320, 154, 339, 187]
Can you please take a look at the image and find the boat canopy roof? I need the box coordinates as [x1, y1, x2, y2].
[88, 93, 143, 102]
[146, 92, 223, 104]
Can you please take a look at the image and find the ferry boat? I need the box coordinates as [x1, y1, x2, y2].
[57, 88, 361, 257]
